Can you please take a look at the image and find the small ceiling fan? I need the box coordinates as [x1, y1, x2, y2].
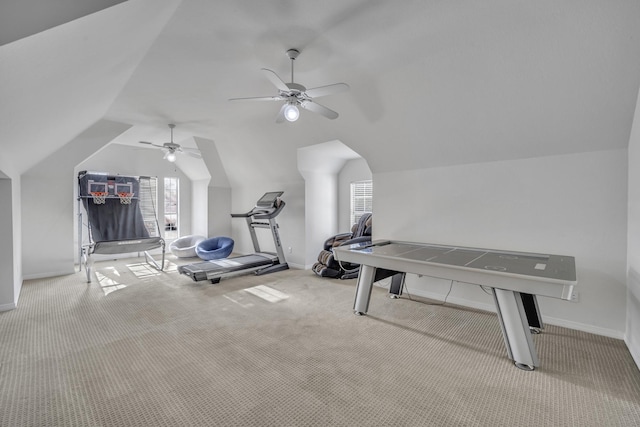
[139, 124, 201, 162]
[229, 48, 349, 123]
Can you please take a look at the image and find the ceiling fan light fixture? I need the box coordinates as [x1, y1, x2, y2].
[284, 103, 299, 122]
[139, 124, 202, 161]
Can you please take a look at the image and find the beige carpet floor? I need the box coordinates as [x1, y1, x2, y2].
[1, 255, 639, 426]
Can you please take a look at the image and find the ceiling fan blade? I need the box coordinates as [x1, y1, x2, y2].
[275, 103, 287, 123]
[304, 83, 350, 98]
[182, 148, 202, 159]
[229, 95, 284, 102]
[300, 100, 339, 120]
[261, 68, 290, 92]
[139, 141, 165, 148]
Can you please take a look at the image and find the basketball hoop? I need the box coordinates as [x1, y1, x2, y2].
[90, 191, 108, 204]
[118, 192, 134, 204]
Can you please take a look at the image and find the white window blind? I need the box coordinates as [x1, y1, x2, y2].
[138, 176, 159, 237]
[164, 177, 179, 240]
[350, 180, 373, 225]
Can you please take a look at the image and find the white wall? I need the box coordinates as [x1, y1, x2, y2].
[191, 179, 210, 237]
[208, 186, 232, 239]
[627, 86, 640, 366]
[298, 141, 365, 268]
[0, 157, 20, 311]
[374, 149, 628, 337]
[22, 171, 77, 278]
[0, 176, 17, 311]
[0, 172, 22, 312]
[302, 172, 337, 268]
[195, 136, 231, 239]
[11, 177, 22, 308]
[21, 120, 131, 279]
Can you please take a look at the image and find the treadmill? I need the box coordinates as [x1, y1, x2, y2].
[178, 191, 289, 283]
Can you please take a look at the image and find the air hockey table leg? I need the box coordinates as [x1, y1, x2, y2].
[388, 272, 406, 299]
[492, 288, 540, 371]
[353, 265, 376, 315]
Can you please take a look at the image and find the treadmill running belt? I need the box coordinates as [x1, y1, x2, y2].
[178, 254, 275, 282]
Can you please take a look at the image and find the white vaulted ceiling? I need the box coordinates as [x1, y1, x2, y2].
[2, 0, 640, 183]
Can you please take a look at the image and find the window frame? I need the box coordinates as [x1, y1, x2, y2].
[350, 180, 373, 226]
[163, 177, 179, 240]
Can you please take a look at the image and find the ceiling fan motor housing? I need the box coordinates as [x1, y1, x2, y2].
[285, 82, 306, 93]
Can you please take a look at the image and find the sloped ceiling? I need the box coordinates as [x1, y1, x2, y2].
[0, 0, 180, 175]
[0, 0, 127, 45]
[2, 1, 640, 182]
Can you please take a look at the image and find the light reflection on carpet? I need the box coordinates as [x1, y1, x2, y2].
[223, 284, 289, 308]
[95, 269, 127, 295]
[126, 261, 177, 279]
[244, 284, 289, 302]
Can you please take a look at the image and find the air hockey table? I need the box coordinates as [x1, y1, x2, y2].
[332, 240, 577, 370]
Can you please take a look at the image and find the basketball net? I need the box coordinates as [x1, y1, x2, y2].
[90, 191, 107, 205]
[118, 192, 133, 204]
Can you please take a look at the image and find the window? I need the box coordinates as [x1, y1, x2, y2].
[350, 180, 373, 225]
[138, 176, 159, 237]
[164, 177, 179, 239]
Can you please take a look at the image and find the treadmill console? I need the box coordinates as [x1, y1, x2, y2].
[231, 191, 285, 219]
[256, 191, 284, 208]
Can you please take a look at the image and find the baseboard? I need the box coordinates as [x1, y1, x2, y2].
[404, 288, 624, 339]
[23, 268, 76, 281]
[542, 316, 624, 339]
[0, 302, 17, 312]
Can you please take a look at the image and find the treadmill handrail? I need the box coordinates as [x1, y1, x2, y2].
[230, 201, 286, 220]
[255, 201, 285, 219]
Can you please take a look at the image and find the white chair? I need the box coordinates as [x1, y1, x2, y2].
[169, 235, 206, 258]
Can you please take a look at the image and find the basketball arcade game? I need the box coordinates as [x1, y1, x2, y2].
[77, 171, 165, 283]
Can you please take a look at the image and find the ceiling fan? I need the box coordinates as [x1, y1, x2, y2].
[229, 48, 349, 123]
[139, 124, 201, 162]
